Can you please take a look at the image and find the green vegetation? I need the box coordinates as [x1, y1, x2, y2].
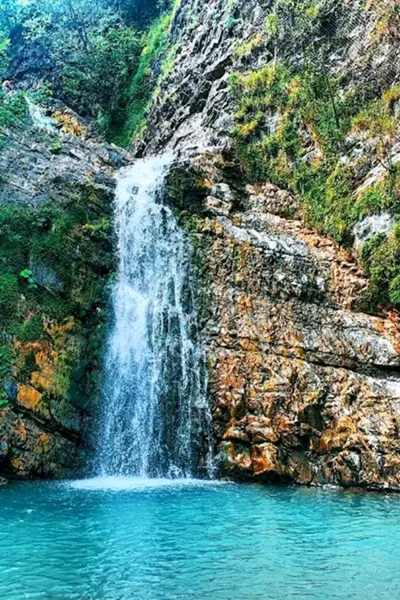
[234, 34, 265, 58]
[229, 0, 400, 311]
[0, 0, 175, 138]
[116, 14, 172, 145]
[0, 343, 14, 407]
[116, 0, 182, 144]
[0, 35, 27, 137]
[0, 189, 114, 322]
[61, 25, 142, 130]
[361, 225, 400, 309]
[0, 183, 116, 407]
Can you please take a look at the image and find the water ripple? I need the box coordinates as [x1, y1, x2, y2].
[1, 482, 400, 600]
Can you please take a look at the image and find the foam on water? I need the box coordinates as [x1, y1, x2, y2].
[70, 477, 225, 492]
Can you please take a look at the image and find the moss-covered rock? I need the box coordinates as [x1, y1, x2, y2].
[137, 0, 400, 313]
[0, 122, 130, 480]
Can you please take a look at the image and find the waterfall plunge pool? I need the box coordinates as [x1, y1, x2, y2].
[3, 160, 397, 599]
[1, 480, 400, 599]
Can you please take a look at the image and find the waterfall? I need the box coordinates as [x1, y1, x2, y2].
[97, 156, 214, 480]
[25, 97, 56, 133]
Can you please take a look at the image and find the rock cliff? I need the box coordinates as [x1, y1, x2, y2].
[139, 0, 399, 156]
[163, 151, 400, 490]
[0, 110, 129, 480]
[155, 0, 400, 490]
[1, 0, 400, 490]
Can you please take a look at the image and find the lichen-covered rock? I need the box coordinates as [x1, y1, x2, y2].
[0, 122, 130, 480]
[171, 155, 400, 490]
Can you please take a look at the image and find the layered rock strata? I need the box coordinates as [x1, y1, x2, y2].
[169, 154, 400, 490]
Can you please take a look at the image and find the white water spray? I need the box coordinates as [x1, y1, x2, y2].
[97, 157, 213, 479]
[25, 97, 55, 133]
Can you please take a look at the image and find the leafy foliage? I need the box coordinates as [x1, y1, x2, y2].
[117, 13, 172, 145]
[0, 0, 174, 136]
[361, 225, 400, 309]
[0, 185, 114, 324]
[0, 183, 116, 407]
[61, 25, 141, 129]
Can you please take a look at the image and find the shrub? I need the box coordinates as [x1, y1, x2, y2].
[117, 13, 172, 145]
[61, 26, 141, 133]
[230, 60, 400, 249]
[361, 225, 400, 310]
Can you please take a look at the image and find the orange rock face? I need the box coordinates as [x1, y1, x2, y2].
[17, 385, 44, 412]
[1, 320, 87, 481]
[191, 167, 400, 491]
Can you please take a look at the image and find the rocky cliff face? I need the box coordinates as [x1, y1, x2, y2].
[2, 0, 399, 490]
[0, 110, 129, 480]
[165, 153, 400, 490]
[156, 0, 400, 490]
[139, 0, 399, 156]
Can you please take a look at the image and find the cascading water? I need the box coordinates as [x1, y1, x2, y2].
[97, 156, 214, 480]
[25, 97, 56, 133]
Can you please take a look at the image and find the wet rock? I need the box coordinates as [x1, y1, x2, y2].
[0, 439, 8, 460]
[30, 261, 63, 292]
[4, 379, 17, 403]
[251, 444, 282, 479]
[205, 183, 234, 216]
[219, 441, 252, 474]
[245, 183, 302, 220]
[204, 54, 232, 82]
[0, 122, 129, 209]
[50, 399, 82, 435]
[0, 407, 83, 479]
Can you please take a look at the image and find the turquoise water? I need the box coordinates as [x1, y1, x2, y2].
[1, 478, 400, 600]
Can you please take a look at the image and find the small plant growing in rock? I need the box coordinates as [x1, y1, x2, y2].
[225, 16, 239, 34]
[352, 100, 398, 173]
[19, 269, 38, 290]
[49, 137, 63, 154]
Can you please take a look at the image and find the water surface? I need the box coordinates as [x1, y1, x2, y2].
[1, 480, 400, 599]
